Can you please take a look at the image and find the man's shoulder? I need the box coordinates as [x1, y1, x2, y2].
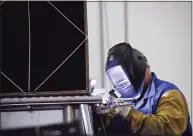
[155, 79, 178, 89]
[153, 76, 180, 96]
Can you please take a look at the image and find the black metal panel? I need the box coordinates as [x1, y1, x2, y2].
[0, 1, 88, 96]
[0, 2, 29, 93]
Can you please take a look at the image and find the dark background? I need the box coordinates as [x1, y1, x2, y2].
[0, 1, 87, 94]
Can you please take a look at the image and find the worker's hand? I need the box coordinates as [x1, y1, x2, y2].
[94, 104, 110, 114]
[93, 89, 115, 114]
[111, 105, 132, 119]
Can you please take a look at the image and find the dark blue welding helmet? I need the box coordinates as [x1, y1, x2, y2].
[105, 43, 148, 100]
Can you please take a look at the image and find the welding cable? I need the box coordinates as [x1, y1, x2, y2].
[28, 0, 31, 93]
[100, 115, 107, 136]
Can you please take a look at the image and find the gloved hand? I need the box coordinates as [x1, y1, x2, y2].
[93, 89, 133, 116]
[93, 90, 114, 115]
[94, 103, 110, 114]
[113, 105, 132, 118]
[94, 104, 132, 119]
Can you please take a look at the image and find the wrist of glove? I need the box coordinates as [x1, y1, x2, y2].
[111, 106, 132, 119]
[94, 104, 132, 119]
[93, 90, 132, 117]
[94, 104, 110, 114]
[93, 91, 114, 115]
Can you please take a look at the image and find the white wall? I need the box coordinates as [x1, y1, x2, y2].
[87, 2, 192, 120]
[87, 2, 127, 91]
[126, 2, 192, 119]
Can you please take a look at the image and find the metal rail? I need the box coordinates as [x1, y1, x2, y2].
[80, 104, 94, 136]
[64, 105, 74, 124]
[0, 96, 102, 105]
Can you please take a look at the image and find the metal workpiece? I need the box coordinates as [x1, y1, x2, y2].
[63, 105, 75, 124]
[0, 96, 102, 105]
[0, 105, 65, 112]
[80, 104, 94, 136]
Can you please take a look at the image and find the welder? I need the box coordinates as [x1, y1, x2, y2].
[93, 42, 192, 136]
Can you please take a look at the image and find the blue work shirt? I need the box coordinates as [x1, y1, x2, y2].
[114, 73, 192, 135]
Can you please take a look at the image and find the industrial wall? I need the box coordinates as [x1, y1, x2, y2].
[87, 2, 192, 121]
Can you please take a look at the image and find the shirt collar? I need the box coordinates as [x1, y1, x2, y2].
[142, 72, 157, 99]
[134, 73, 157, 110]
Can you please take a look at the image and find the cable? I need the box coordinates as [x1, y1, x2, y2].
[30, 38, 87, 94]
[0, 71, 25, 93]
[100, 115, 107, 136]
[28, 0, 31, 93]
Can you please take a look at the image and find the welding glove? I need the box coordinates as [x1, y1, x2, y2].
[94, 90, 115, 115]
[95, 104, 132, 122]
[113, 105, 132, 119]
[94, 90, 133, 117]
[94, 104, 110, 114]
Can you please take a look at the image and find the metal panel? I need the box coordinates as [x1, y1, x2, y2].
[1, 110, 64, 130]
[0, 1, 89, 97]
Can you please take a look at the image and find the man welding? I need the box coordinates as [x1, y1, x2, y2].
[93, 42, 192, 136]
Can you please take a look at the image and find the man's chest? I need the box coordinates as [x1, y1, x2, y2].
[133, 96, 156, 114]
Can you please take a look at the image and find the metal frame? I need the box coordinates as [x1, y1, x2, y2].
[0, 90, 88, 98]
[0, 3, 94, 135]
[0, 95, 102, 111]
[1, 95, 102, 104]
[84, 1, 89, 97]
[0, 1, 89, 98]
[80, 104, 94, 136]
[0, 1, 2, 96]
[1, 104, 95, 136]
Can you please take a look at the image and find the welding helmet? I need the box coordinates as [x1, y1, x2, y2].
[105, 43, 148, 100]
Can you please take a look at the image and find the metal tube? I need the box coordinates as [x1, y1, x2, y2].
[80, 104, 94, 136]
[0, 101, 102, 108]
[63, 105, 74, 124]
[0, 96, 102, 104]
[0, 105, 64, 112]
